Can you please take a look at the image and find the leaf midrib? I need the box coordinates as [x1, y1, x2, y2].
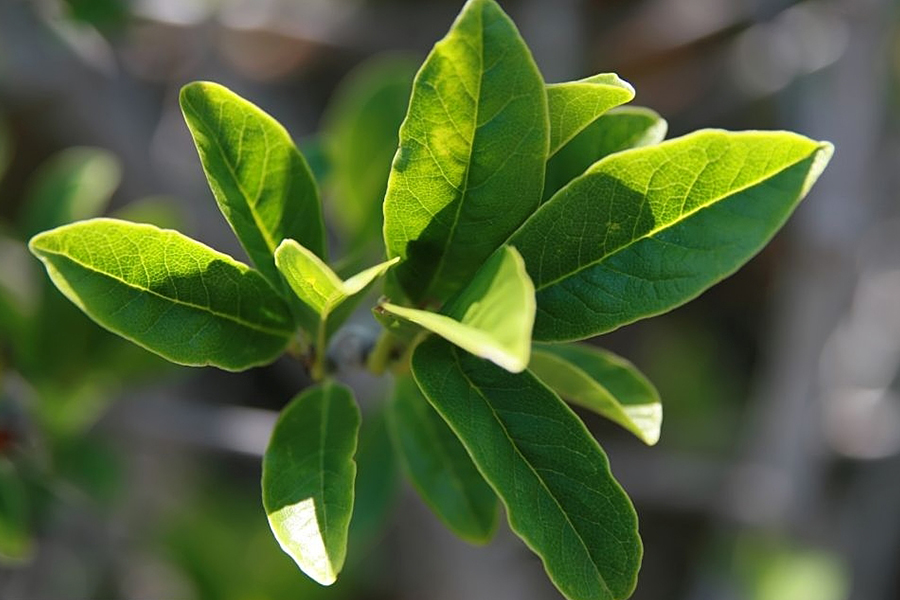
[450, 346, 613, 598]
[532, 147, 821, 292]
[38, 246, 291, 338]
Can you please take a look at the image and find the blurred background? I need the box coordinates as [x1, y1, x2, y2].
[0, 0, 898, 598]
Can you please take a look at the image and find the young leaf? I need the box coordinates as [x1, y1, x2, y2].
[262, 381, 360, 586]
[20, 147, 121, 238]
[412, 337, 642, 600]
[274, 238, 399, 342]
[382, 0, 549, 305]
[544, 106, 667, 201]
[387, 374, 497, 544]
[530, 344, 662, 445]
[511, 130, 834, 341]
[321, 56, 416, 252]
[380, 246, 534, 372]
[28, 218, 295, 371]
[546, 74, 635, 157]
[180, 81, 327, 286]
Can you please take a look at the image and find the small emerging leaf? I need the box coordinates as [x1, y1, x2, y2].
[544, 106, 667, 202]
[262, 381, 360, 586]
[530, 344, 662, 445]
[383, 0, 549, 304]
[412, 337, 642, 600]
[180, 81, 326, 286]
[21, 147, 121, 238]
[380, 246, 534, 372]
[512, 130, 834, 341]
[388, 375, 497, 543]
[546, 73, 635, 157]
[28, 218, 295, 371]
[274, 239, 398, 341]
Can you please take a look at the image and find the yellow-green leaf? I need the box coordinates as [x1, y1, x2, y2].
[546, 74, 635, 157]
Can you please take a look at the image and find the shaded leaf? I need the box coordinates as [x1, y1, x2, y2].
[380, 246, 534, 372]
[412, 337, 642, 600]
[530, 343, 662, 445]
[0, 459, 33, 564]
[383, 0, 548, 304]
[511, 130, 833, 341]
[349, 405, 400, 550]
[262, 381, 360, 586]
[544, 106, 667, 201]
[546, 74, 635, 157]
[20, 147, 121, 238]
[180, 81, 326, 286]
[387, 374, 497, 543]
[28, 218, 295, 371]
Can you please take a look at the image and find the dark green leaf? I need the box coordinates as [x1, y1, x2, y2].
[28, 218, 295, 371]
[383, 0, 548, 304]
[530, 343, 662, 445]
[180, 81, 326, 286]
[262, 381, 360, 586]
[0, 459, 32, 563]
[511, 130, 833, 341]
[388, 374, 497, 543]
[412, 337, 642, 600]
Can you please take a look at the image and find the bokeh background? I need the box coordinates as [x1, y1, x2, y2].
[1, 0, 899, 598]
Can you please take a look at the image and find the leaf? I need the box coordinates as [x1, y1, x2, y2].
[262, 381, 360, 586]
[530, 344, 662, 445]
[274, 238, 399, 342]
[112, 196, 186, 230]
[28, 218, 295, 371]
[321, 55, 416, 252]
[412, 337, 642, 600]
[0, 459, 33, 564]
[0, 232, 40, 350]
[546, 74, 635, 157]
[511, 130, 834, 341]
[20, 147, 121, 238]
[544, 106, 667, 202]
[387, 374, 497, 543]
[0, 116, 11, 184]
[349, 405, 400, 550]
[380, 246, 534, 372]
[382, 0, 548, 305]
[180, 81, 326, 287]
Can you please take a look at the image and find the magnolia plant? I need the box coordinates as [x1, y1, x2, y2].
[26, 0, 832, 598]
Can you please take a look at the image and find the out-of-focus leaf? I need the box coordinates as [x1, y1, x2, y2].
[0, 459, 33, 564]
[349, 404, 399, 551]
[112, 196, 186, 230]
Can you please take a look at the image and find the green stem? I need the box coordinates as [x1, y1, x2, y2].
[311, 318, 328, 381]
[366, 329, 397, 376]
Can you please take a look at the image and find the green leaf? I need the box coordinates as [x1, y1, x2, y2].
[544, 106, 667, 202]
[322, 55, 416, 252]
[349, 405, 399, 550]
[0, 232, 40, 350]
[28, 218, 295, 371]
[380, 246, 534, 372]
[387, 374, 497, 543]
[274, 238, 399, 342]
[20, 147, 121, 238]
[180, 81, 326, 286]
[412, 337, 642, 600]
[546, 74, 635, 157]
[0, 459, 33, 564]
[511, 130, 834, 341]
[0, 116, 11, 184]
[530, 344, 662, 445]
[383, 0, 548, 305]
[262, 381, 360, 586]
[112, 196, 186, 230]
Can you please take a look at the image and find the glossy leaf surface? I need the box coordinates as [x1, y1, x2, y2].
[383, 0, 548, 304]
[388, 374, 497, 543]
[412, 337, 642, 600]
[544, 106, 667, 201]
[380, 246, 534, 372]
[530, 344, 662, 445]
[512, 130, 833, 341]
[262, 381, 360, 586]
[21, 147, 121, 238]
[181, 81, 326, 285]
[29, 218, 294, 371]
[546, 74, 635, 157]
[274, 238, 398, 340]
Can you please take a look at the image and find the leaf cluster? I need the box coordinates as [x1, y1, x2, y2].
[23, 0, 832, 598]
